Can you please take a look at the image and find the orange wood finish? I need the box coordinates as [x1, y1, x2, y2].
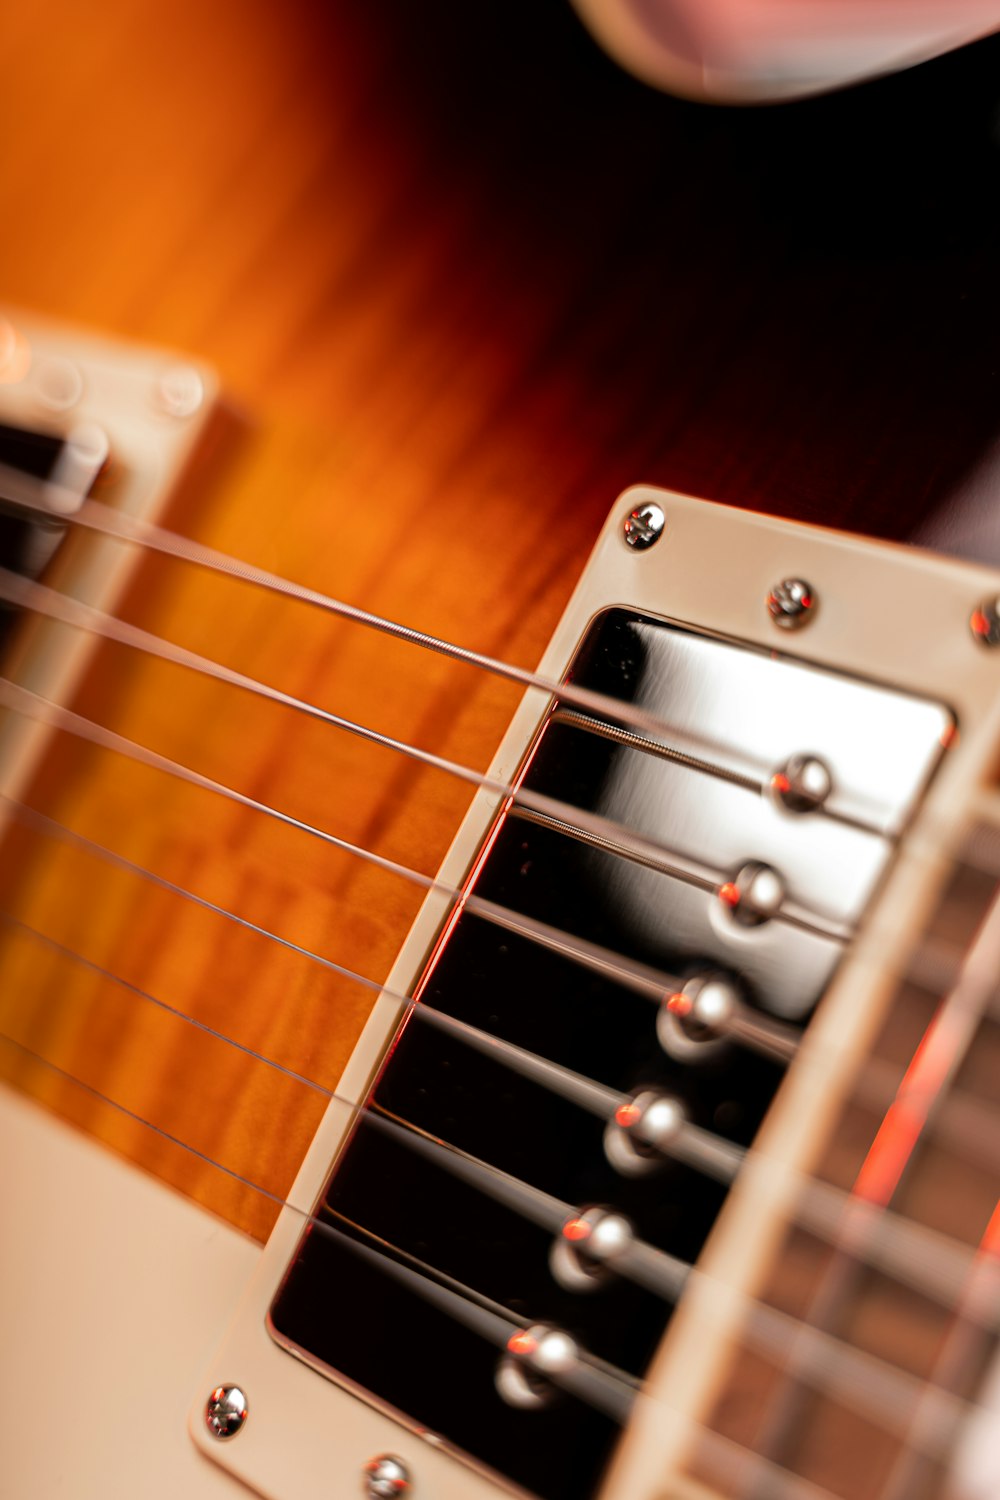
[2, 0, 1000, 1248]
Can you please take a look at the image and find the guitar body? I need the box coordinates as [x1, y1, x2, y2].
[2, 3, 1000, 1498]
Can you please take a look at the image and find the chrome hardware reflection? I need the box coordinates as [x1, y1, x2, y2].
[766, 576, 816, 629]
[204, 1385, 248, 1440]
[657, 973, 738, 1060]
[771, 752, 833, 813]
[970, 596, 1000, 648]
[597, 617, 950, 834]
[604, 1091, 687, 1177]
[622, 500, 665, 550]
[496, 1325, 580, 1410]
[718, 861, 785, 927]
[587, 615, 951, 1014]
[363, 1454, 411, 1499]
[270, 606, 952, 1500]
[550, 1208, 635, 1293]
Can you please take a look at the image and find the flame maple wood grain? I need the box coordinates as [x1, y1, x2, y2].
[2, 0, 1000, 1252]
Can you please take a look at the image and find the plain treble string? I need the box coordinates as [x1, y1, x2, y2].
[0, 678, 809, 1069]
[0, 481, 901, 831]
[0, 793, 389, 993]
[3, 495, 995, 1440]
[0, 909, 335, 1098]
[0, 484, 760, 774]
[7, 787, 1000, 1186]
[10, 782, 1000, 1174]
[0, 566, 850, 943]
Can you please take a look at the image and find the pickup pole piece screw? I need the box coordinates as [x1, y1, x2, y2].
[623, 501, 665, 550]
[363, 1455, 411, 1497]
[719, 861, 785, 925]
[204, 1385, 248, 1439]
[970, 597, 1000, 647]
[771, 753, 833, 813]
[767, 577, 816, 629]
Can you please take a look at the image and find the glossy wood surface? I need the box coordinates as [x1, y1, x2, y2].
[2, 0, 1000, 1251]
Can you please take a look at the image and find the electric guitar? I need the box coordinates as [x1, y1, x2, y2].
[1, 5, 998, 1499]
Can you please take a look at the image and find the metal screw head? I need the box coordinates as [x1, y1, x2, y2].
[771, 753, 833, 813]
[623, 501, 665, 550]
[658, 971, 738, 1062]
[35, 356, 83, 412]
[766, 577, 816, 629]
[204, 1384, 248, 1440]
[605, 1089, 687, 1176]
[154, 363, 205, 418]
[496, 1323, 579, 1410]
[550, 1205, 634, 1291]
[363, 1454, 411, 1498]
[718, 861, 785, 926]
[663, 973, 738, 1039]
[970, 597, 1000, 647]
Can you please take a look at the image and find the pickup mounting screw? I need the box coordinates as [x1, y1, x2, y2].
[204, 1384, 248, 1440]
[970, 597, 1000, 647]
[767, 577, 815, 629]
[623, 502, 665, 550]
[154, 363, 205, 418]
[363, 1455, 411, 1497]
[35, 356, 84, 412]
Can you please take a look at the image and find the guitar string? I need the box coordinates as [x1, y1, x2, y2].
[745, 875, 1000, 1499]
[3, 483, 995, 1476]
[5, 482, 988, 960]
[0, 1026, 993, 1490]
[0, 677, 811, 1067]
[359, 1104, 1000, 1464]
[361, 1105, 993, 1452]
[3, 523, 988, 1072]
[0, 560, 896, 908]
[15, 663, 1000, 1187]
[1, 675, 995, 1308]
[404, 1005, 1000, 1327]
[4, 789, 998, 1188]
[0, 563, 851, 944]
[0, 793, 392, 991]
[0, 911, 334, 1098]
[0, 1034, 854, 1500]
[0, 476, 764, 774]
[325, 1190, 969, 1463]
[875, 1210, 1000, 1500]
[7, 483, 983, 984]
[1, 675, 995, 1260]
[315, 1161, 998, 1490]
[325, 1211, 640, 1423]
[2, 898, 996, 1340]
[1, 479, 914, 832]
[749, 1199, 998, 1498]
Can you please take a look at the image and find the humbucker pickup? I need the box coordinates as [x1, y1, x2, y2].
[193, 487, 1000, 1500]
[268, 606, 951, 1500]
